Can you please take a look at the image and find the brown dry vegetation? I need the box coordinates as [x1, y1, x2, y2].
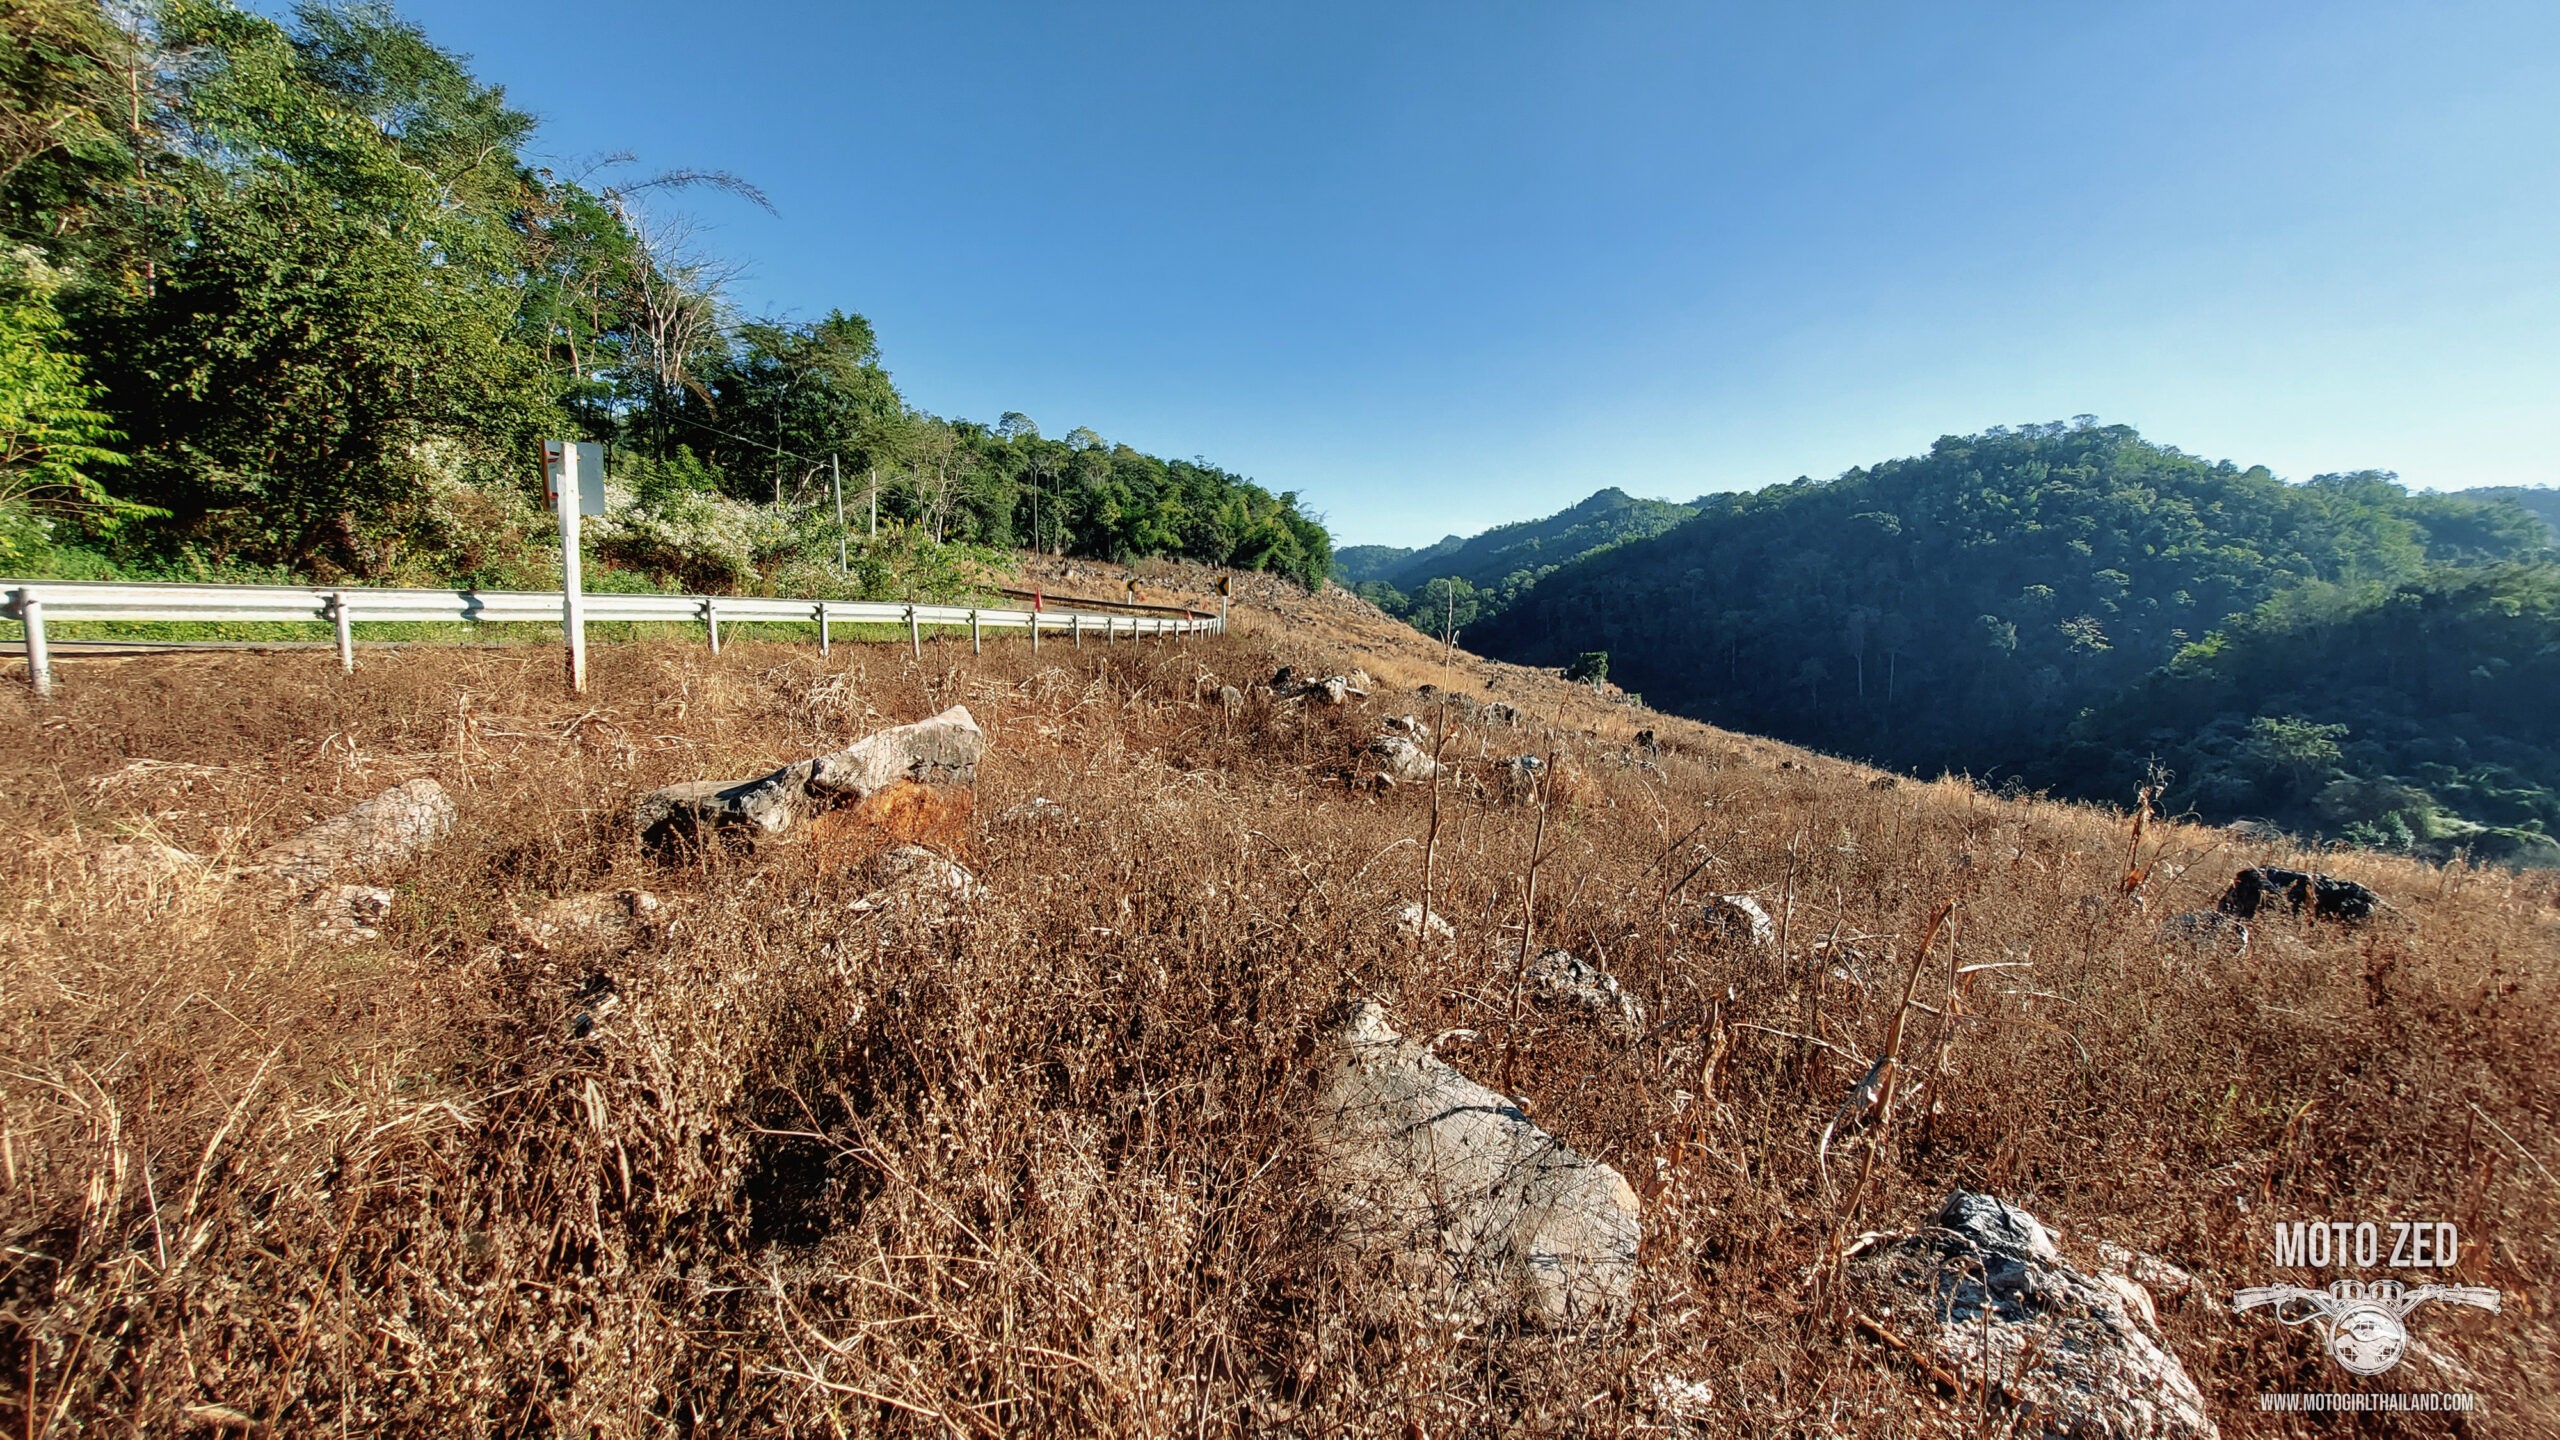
[2, 586, 2556, 1437]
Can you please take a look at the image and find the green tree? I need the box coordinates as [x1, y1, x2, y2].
[0, 258, 130, 551]
[79, 0, 553, 570]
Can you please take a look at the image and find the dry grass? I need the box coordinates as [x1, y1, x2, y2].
[2, 605, 2555, 1436]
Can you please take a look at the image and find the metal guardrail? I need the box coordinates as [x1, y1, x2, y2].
[1, 579, 1219, 697]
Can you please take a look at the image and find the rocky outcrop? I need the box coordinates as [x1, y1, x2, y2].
[1848, 1192, 2217, 1439]
[638, 706, 983, 848]
[256, 778, 455, 885]
[1311, 1002, 1640, 1329]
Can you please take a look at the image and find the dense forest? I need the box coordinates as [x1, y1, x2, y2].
[2460, 485, 2560, 543]
[1469, 421, 2559, 860]
[2055, 565, 2560, 866]
[0, 0, 1332, 595]
[1336, 486, 1696, 635]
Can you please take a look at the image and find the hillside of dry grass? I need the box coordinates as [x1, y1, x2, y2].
[2, 570, 2554, 1436]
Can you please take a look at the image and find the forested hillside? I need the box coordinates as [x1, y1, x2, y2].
[1473, 421, 2557, 855]
[1338, 486, 1695, 634]
[2460, 485, 2560, 543]
[0, 0, 1331, 593]
[2051, 565, 2560, 866]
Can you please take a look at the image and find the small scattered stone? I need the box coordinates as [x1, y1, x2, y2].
[87, 839, 209, 886]
[1697, 894, 1776, 949]
[1391, 900, 1455, 941]
[518, 890, 661, 953]
[1526, 948, 1644, 1032]
[1369, 734, 1443, 787]
[304, 883, 395, 943]
[2158, 910, 2250, 956]
[257, 778, 454, 885]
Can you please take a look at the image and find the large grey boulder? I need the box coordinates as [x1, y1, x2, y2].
[256, 778, 455, 885]
[807, 705, 984, 799]
[1849, 1192, 2217, 1439]
[1311, 1002, 1640, 1329]
[637, 706, 982, 847]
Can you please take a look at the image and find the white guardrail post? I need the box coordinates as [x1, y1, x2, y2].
[817, 602, 830, 657]
[906, 606, 920, 660]
[329, 591, 354, 673]
[11, 586, 49, 697]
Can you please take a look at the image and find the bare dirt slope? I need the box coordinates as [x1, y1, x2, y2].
[2, 569, 2553, 1436]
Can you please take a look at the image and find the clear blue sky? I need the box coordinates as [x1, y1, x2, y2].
[387, 1, 2558, 548]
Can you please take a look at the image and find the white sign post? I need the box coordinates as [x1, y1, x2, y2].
[544, 441, 605, 692]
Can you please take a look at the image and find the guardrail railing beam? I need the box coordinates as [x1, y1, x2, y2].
[0, 578, 1232, 694]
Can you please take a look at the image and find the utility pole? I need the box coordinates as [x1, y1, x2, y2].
[1443, 581, 1458, 666]
[831, 453, 847, 576]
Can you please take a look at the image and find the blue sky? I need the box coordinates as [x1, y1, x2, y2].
[388, 1, 2557, 548]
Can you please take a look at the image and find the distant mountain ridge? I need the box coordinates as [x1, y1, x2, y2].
[1463, 422, 2557, 861]
[1332, 487, 1699, 632]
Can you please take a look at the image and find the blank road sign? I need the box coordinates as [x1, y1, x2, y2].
[542, 440, 606, 516]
